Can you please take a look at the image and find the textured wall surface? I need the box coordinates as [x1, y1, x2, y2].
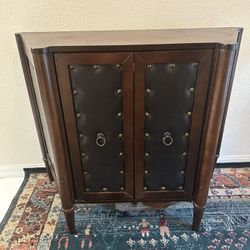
[0, 0, 249, 167]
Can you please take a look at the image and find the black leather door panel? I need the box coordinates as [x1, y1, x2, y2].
[55, 52, 134, 201]
[70, 64, 124, 192]
[134, 50, 213, 200]
[144, 63, 198, 190]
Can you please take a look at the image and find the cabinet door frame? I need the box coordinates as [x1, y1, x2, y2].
[54, 52, 134, 201]
[134, 50, 213, 201]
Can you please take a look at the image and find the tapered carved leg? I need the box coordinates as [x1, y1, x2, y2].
[63, 207, 76, 234]
[192, 202, 204, 231]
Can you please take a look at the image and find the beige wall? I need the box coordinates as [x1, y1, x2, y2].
[0, 0, 250, 167]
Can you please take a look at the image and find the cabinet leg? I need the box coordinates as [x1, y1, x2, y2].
[43, 159, 54, 182]
[192, 202, 204, 231]
[46, 166, 54, 182]
[63, 207, 76, 234]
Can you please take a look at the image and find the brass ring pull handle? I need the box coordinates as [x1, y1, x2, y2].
[96, 133, 107, 147]
[162, 131, 173, 146]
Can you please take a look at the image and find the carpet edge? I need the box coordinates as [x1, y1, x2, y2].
[0, 167, 47, 234]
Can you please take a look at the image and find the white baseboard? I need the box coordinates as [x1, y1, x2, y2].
[218, 155, 250, 163]
[0, 164, 45, 178]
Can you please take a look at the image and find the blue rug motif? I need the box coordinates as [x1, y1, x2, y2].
[51, 200, 250, 250]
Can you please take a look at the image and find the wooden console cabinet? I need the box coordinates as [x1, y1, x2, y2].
[16, 28, 242, 233]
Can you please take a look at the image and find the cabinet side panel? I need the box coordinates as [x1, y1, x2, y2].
[194, 48, 235, 207]
[15, 34, 55, 181]
[28, 60, 57, 179]
[215, 29, 243, 161]
[32, 53, 75, 210]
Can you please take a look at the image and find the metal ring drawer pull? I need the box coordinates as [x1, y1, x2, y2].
[96, 133, 107, 147]
[162, 131, 173, 146]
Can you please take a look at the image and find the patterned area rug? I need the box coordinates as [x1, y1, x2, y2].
[0, 168, 249, 250]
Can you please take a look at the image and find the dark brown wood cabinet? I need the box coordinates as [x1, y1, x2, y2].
[16, 28, 242, 234]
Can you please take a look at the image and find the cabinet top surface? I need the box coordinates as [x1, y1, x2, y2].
[18, 27, 242, 52]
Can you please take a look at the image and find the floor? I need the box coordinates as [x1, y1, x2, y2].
[0, 176, 24, 222]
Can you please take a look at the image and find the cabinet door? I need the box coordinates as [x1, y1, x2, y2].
[55, 53, 134, 201]
[134, 50, 213, 200]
